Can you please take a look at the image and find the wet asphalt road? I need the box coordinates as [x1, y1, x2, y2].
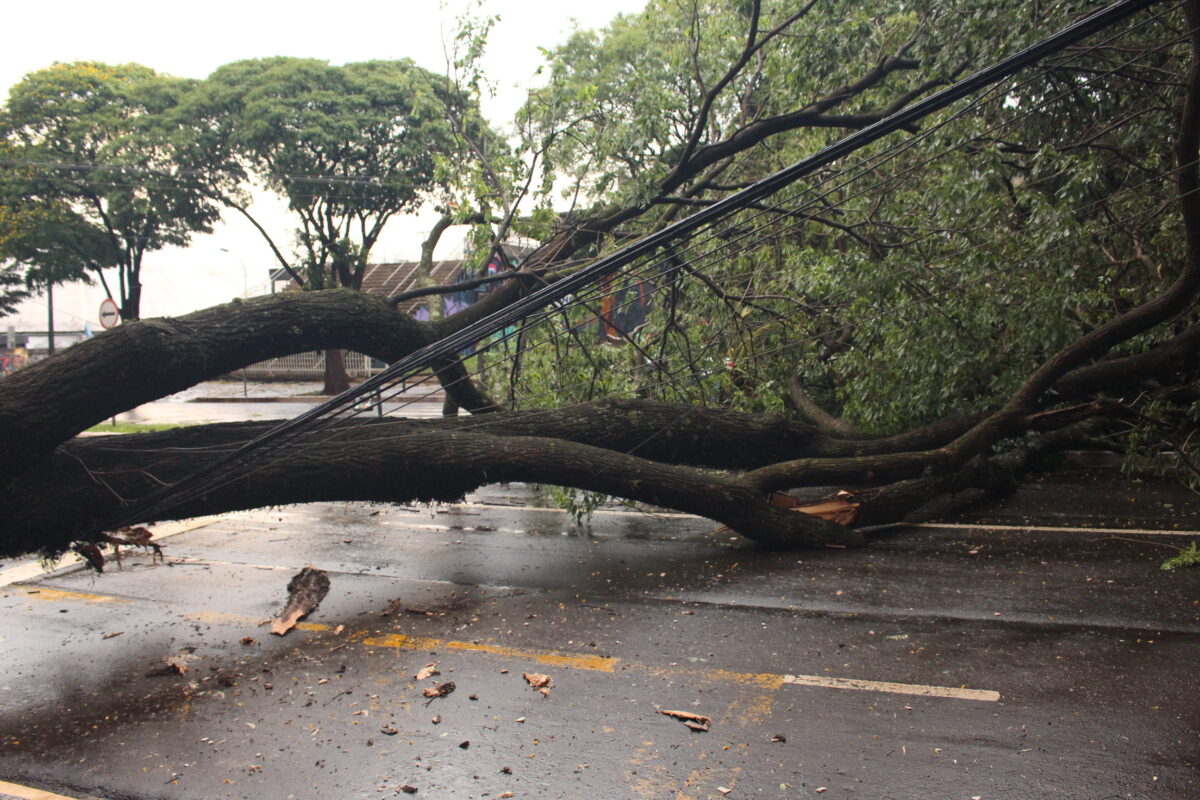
[1, 470, 1198, 800]
[107, 381, 444, 426]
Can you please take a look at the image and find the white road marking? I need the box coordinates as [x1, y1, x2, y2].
[913, 522, 1199, 537]
[782, 673, 1000, 702]
[389, 521, 530, 536]
[442, 503, 702, 519]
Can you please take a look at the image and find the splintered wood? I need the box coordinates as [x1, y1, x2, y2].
[270, 566, 331, 636]
[771, 490, 860, 525]
[414, 662, 441, 681]
[658, 709, 712, 732]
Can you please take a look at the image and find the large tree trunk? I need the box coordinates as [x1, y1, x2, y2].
[0, 287, 1196, 561]
[322, 348, 351, 395]
[0, 392, 1117, 560]
[0, 285, 533, 483]
[2, 418, 867, 559]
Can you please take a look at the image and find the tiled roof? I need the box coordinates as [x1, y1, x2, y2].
[359, 260, 466, 314]
[278, 260, 469, 314]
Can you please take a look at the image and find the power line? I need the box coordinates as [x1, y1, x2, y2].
[105, 0, 1176, 527]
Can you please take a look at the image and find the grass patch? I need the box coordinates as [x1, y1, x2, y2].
[84, 421, 187, 434]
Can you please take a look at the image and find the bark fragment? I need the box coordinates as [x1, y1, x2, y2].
[523, 672, 553, 697]
[270, 566, 331, 636]
[658, 709, 712, 732]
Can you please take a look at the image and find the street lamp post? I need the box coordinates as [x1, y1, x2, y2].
[220, 248, 250, 396]
[46, 281, 54, 356]
[220, 247, 248, 298]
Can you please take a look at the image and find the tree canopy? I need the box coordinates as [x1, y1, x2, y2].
[0, 62, 223, 320]
[502, 0, 1192, 440]
[187, 57, 472, 290]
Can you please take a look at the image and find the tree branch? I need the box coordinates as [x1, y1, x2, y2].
[668, 0, 819, 183]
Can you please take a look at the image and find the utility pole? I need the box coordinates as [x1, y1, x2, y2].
[46, 282, 55, 355]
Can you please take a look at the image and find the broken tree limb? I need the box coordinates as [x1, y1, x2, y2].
[431, 355, 503, 414]
[270, 566, 331, 636]
[849, 425, 1099, 528]
[0, 378, 1167, 561]
[0, 275, 543, 484]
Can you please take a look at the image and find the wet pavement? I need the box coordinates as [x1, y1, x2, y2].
[104, 381, 444, 426]
[0, 471, 1198, 800]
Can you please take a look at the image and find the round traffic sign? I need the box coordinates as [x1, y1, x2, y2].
[98, 298, 120, 329]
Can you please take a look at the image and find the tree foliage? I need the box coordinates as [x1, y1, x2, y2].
[0, 62, 223, 319]
[188, 57, 474, 290]
[495, 0, 1196, 457]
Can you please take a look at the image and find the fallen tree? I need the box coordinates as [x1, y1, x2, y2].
[2, 0, 1198, 561]
[1, 257, 1196, 558]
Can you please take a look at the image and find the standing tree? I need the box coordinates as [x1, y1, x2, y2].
[188, 58, 470, 393]
[0, 258, 30, 315]
[0, 62, 224, 321]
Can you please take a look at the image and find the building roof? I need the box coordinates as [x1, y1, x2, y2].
[359, 260, 466, 313]
[275, 242, 535, 314]
[274, 260, 469, 314]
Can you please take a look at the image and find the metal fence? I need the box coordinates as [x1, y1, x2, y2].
[231, 351, 387, 381]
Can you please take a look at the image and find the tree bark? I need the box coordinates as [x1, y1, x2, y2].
[1, 417, 866, 559]
[1, 287, 1196, 561]
[0, 290, 434, 481]
[322, 348, 351, 395]
[0, 392, 1140, 560]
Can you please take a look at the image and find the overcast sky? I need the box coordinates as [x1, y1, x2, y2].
[2, 0, 646, 332]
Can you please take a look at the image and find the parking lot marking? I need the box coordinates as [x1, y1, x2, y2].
[783, 673, 1000, 701]
[914, 522, 1199, 537]
[0, 779, 91, 800]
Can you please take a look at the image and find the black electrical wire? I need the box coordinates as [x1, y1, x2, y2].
[108, 0, 1172, 526]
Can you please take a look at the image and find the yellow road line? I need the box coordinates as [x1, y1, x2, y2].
[0, 779, 92, 800]
[178, 612, 995, 701]
[364, 634, 993, 700]
[643, 664, 784, 690]
[362, 633, 619, 672]
[6, 587, 127, 604]
[783, 673, 1000, 701]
